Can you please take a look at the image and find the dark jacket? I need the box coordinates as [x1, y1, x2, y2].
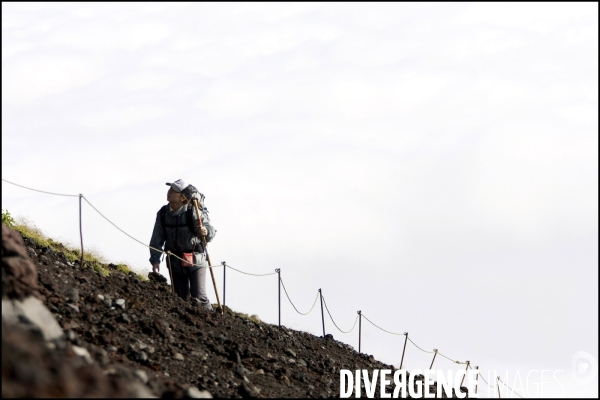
[149, 203, 216, 274]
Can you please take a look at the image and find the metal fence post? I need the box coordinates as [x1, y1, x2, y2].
[222, 261, 226, 312]
[461, 361, 470, 386]
[429, 349, 438, 370]
[358, 310, 362, 353]
[276, 268, 281, 327]
[497, 376, 501, 398]
[319, 289, 325, 337]
[399, 332, 408, 370]
[475, 366, 479, 396]
[79, 194, 84, 267]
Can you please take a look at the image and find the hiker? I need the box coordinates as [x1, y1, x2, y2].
[149, 179, 216, 310]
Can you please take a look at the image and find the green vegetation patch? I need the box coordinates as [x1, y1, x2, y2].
[136, 273, 148, 281]
[225, 307, 262, 324]
[2, 209, 16, 227]
[116, 263, 132, 274]
[12, 219, 53, 249]
[91, 262, 111, 277]
[8, 214, 147, 281]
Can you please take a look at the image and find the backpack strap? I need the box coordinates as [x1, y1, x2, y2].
[185, 206, 196, 237]
[159, 205, 168, 241]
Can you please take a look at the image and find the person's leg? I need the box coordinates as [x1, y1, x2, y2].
[190, 266, 212, 310]
[172, 271, 190, 298]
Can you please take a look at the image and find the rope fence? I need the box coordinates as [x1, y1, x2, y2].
[361, 313, 406, 336]
[2, 177, 526, 397]
[2, 179, 80, 197]
[280, 278, 319, 315]
[82, 196, 162, 253]
[498, 376, 525, 398]
[407, 337, 436, 354]
[465, 363, 525, 398]
[437, 350, 466, 364]
[469, 364, 496, 388]
[224, 263, 277, 276]
[322, 295, 359, 333]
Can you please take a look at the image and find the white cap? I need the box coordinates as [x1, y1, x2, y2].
[165, 179, 188, 193]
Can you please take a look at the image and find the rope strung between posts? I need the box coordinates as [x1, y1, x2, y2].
[2, 178, 80, 197]
[280, 278, 319, 315]
[82, 196, 163, 253]
[224, 264, 277, 276]
[479, 374, 495, 388]
[322, 295, 359, 333]
[467, 364, 496, 389]
[498, 376, 524, 398]
[359, 314, 466, 363]
[437, 350, 467, 364]
[361, 313, 406, 336]
[406, 336, 468, 366]
[407, 337, 435, 354]
[167, 252, 223, 268]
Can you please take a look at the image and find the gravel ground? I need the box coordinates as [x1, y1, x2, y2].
[2, 223, 466, 398]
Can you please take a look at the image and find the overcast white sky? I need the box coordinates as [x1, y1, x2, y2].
[2, 2, 598, 397]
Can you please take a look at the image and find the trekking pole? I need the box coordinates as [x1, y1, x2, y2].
[166, 251, 175, 293]
[192, 199, 223, 314]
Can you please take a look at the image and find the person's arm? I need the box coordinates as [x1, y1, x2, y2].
[203, 211, 216, 243]
[149, 209, 165, 273]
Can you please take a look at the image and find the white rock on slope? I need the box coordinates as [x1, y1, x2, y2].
[2, 296, 63, 341]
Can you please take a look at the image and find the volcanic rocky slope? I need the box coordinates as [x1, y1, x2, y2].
[2, 223, 464, 398]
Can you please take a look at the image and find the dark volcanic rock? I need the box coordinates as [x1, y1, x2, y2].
[2, 223, 467, 398]
[2, 224, 41, 299]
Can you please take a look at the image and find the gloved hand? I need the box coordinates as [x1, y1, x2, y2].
[200, 226, 207, 236]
